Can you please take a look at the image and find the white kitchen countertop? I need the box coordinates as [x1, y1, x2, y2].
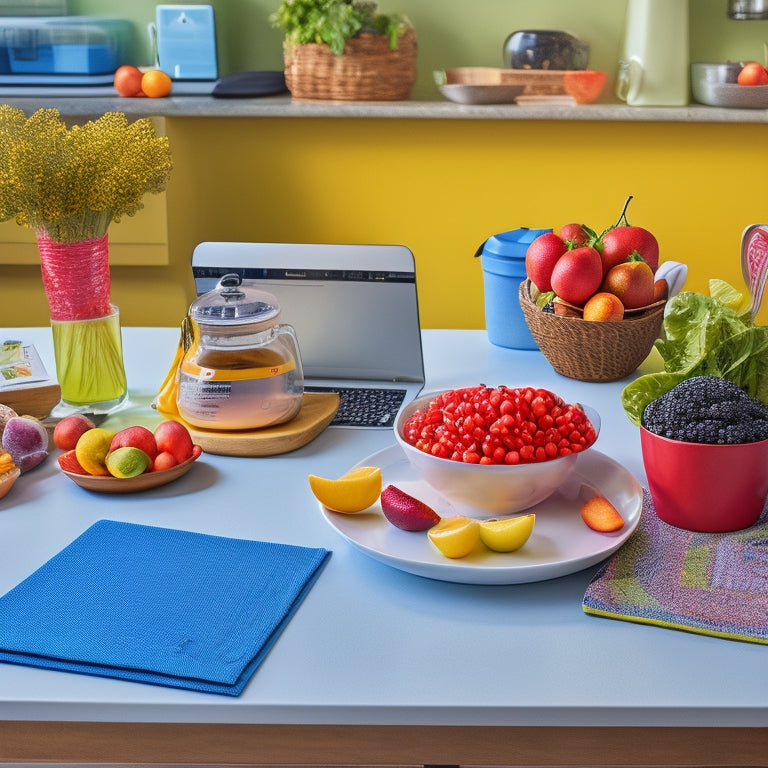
[0, 325, 765, 735]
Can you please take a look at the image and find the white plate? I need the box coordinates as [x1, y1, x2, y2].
[320, 445, 642, 585]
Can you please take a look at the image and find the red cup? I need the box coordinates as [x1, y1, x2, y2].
[640, 427, 768, 532]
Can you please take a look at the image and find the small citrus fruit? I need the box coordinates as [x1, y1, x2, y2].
[478, 514, 536, 552]
[113, 65, 144, 97]
[106, 446, 150, 478]
[141, 69, 172, 98]
[75, 427, 116, 476]
[308, 466, 382, 513]
[582, 292, 624, 322]
[427, 516, 481, 559]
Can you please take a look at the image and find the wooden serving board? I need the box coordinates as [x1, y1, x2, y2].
[0, 382, 61, 420]
[180, 392, 340, 457]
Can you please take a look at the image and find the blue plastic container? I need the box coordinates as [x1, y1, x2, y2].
[479, 227, 552, 350]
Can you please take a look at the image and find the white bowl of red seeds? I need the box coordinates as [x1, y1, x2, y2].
[395, 385, 600, 517]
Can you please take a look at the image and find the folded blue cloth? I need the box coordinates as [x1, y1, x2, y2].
[0, 520, 330, 695]
[584, 490, 768, 645]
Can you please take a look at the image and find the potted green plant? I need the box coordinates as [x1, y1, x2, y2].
[270, 0, 417, 101]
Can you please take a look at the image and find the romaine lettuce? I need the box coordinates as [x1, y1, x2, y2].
[621, 284, 768, 426]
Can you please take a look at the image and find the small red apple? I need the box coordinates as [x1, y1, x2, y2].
[109, 425, 159, 465]
[154, 420, 194, 464]
[525, 232, 568, 293]
[53, 414, 96, 451]
[152, 451, 178, 472]
[549, 246, 603, 306]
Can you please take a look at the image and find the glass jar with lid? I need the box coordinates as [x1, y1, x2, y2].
[177, 273, 304, 430]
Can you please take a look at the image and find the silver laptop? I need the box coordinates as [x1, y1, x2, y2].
[191, 242, 425, 427]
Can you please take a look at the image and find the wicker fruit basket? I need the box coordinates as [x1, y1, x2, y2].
[283, 27, 417, 101]
[519, 279, 666, 382]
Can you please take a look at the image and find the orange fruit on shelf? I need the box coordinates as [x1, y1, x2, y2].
[141, 69, 173, 98]
[113, 65, 144, 97]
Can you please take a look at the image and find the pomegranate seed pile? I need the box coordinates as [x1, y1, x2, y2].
[402, 385, 597, 465]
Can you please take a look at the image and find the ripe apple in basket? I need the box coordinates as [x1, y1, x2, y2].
[558, 223, 590, 247]
[549, 246, 603, 306]
[601, 258, 655, 309]
[599, 196, 659, 275]
[524, 232, 568, 292]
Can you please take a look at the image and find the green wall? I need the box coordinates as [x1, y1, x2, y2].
[5, 1, 768, 331]
[69, 0, 768, 101]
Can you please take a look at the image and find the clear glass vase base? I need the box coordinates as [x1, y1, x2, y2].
[51, 392, 132, 419]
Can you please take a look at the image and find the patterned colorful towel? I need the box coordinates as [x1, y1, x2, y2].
[0, 520, 331, 695]
[583, 491, 768, 645]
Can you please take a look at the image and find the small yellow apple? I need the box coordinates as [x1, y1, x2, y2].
[478, 514, 535, 552]
[427, 516, 481, 559]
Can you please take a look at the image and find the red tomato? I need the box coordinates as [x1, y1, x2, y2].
[558, 223, 589, 247]
[600, 225, 659, 275]
[524, 232, 567, 293]
[737, 62, 768, 86]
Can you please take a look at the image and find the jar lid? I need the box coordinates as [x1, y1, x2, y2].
[189, 273, 281, 326]
[481, 227, 553, 260]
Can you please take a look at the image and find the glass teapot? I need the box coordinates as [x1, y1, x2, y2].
[177, 273, 304, 430]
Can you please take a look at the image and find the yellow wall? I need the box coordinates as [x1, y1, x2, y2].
[161, 116, 768, 328]
[2, 116, 767, 329]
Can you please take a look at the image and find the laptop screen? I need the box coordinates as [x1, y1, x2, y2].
[191, 242, 425, 385]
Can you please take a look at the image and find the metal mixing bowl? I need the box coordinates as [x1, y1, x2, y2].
[691, 62, 743, 105]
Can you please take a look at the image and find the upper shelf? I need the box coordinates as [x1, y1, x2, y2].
[0, 94, 767, 123]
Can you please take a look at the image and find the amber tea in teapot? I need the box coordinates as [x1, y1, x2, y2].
[177, 273, 304, 430]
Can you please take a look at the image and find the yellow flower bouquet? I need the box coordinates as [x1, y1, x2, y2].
[0, 107, 173, 411]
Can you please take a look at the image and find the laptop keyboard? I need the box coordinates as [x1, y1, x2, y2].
[304, 386, 408, 427]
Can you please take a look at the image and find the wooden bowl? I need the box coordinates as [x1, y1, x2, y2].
[60, 451, 201, 494]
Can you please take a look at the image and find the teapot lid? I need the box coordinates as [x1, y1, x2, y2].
[189, 273, 281, 326]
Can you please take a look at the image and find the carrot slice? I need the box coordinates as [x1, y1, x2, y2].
[580, 495, 625, 532]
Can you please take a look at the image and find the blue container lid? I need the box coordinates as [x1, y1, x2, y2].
[479, 227, 552, 261]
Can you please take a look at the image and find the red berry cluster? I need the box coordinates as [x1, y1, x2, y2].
[402, 385, 597, 465]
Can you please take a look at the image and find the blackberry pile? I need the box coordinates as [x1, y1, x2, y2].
[642, 376, 768, 445]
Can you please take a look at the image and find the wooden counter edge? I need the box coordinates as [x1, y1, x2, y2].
[1, 722, 767, 766]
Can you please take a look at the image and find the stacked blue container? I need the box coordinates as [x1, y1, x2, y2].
[479, 227, 552, 350]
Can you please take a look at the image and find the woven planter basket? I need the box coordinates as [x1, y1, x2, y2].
[284, 27, 417, 101]
[519, 279, 666, 382]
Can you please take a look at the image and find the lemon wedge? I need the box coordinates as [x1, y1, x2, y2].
[427, 516, 481, 559]
[479, 514, 536, 552]
[308, 466, 382, 513]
